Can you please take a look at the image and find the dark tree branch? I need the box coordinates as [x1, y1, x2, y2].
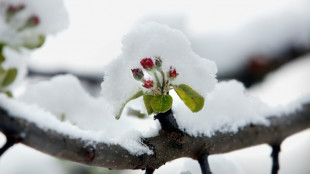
[198, 152, 212, 174]
[270, 144, 281, 174]
[145, 168, 155, 174]
[221, 46, 310, 87]
[0, 104, 310, 170]
[0, 128, 24, 156]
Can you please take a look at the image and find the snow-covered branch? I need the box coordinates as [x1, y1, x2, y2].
[0, 103, 309, 170]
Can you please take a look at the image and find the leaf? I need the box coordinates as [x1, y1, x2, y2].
[151, 94, 173, 113]
[174, 84, 204, 112]
[115, 90, 144, 120]
[127, 107, 147, 119]
[0, 44, 5, 64]
[0, 67, 4, 76]
[0, 51, 4, 64]
[23, 35, 46, 49]
[1, 68, 17, 87]
[143, 95, 154, 115]
[4, 91, 13, 98]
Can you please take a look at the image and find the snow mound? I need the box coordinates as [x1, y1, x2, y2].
[101, 22, 217, 117]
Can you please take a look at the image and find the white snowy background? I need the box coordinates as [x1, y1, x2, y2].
[1, 0, 310, 174]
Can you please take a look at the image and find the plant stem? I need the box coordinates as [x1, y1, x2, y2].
[160, 71, 167, 94]
[152, 71, 161, 91]
[154, 109, 180, 132]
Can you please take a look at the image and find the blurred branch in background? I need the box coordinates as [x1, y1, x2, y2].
[28, 43, 310, 91]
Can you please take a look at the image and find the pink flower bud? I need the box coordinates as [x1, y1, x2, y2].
[131, 68, 144, 80]
[140, 58, 154, 70]
[143, 80, 154, 89]
[155, 57, 162, 68]
[168, 66, 179, 79]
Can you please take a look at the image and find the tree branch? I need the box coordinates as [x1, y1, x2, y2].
[0, 104, 310, 170]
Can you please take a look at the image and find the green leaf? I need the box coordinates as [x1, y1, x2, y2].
[174, 84, 205, 112]
[115, 90, 144, 120]
[1, 68, 17, 87]
[4, 91, 13, 98]
[151, 94, 173, 113]
[23, 35, 46, 49]
[0, 44, 5, 64]
[0, 67, 4, 76]
[127, 107, 147, 119]
[143, 95, 154, 115]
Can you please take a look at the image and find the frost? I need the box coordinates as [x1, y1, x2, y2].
[101, 22, 217, 117]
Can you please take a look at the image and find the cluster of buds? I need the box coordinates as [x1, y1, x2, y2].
[131, 57, 179, 94]
[5, 4, 40, 30]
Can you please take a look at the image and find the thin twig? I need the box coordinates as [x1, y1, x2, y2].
[198, 152, 212, 174]
[270, 144, 281, 174]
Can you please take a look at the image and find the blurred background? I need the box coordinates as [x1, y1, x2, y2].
[1, 0, 310, 173]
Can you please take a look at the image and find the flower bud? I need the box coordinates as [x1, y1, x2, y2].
[131, 68, 144, 81]
[27, 15, 40, 27]
[7, 4, 25, 13]
[140, 58, 154, 70]
[143, 80, 154, 89]
[155, 57, 162, 68]
[168, 66, 179, 79]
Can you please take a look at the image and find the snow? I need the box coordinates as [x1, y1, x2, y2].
[0, 144, 67, 174]
[100, 22, 217, 117]
[28, 0, 310, 76]
[250, 54, 310, 106]
[139, 0, 310, 75]
[125, 155, 244, 174]
[1, 47, 28, 91]
[1, 22, 309, 155]
[1, 75, 158, 155]
[0, 0, 309, 173]
[0, 0, 68, 47]
[172, 80, 307, 137]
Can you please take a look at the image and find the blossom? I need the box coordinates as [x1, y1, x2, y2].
[140, 58, 154, 70]
[131, 68, 144, 81]
[143, 80, 154, 89]
[168, 66, 179, 79]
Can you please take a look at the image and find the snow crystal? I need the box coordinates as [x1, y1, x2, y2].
[101, 22, 217, 117]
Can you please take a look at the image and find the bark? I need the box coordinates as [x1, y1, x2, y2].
[0, 104, 310, 170]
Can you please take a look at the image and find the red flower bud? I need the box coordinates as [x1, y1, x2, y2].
[168, 66, 179, 79]
[155, 57, 162, 68]
[131, 68, 144, 81]
[143, 80, 154, 89]
[27, 15, 40, 26]
[7, 4, 25, 13]
[140, 58, 154, 70]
